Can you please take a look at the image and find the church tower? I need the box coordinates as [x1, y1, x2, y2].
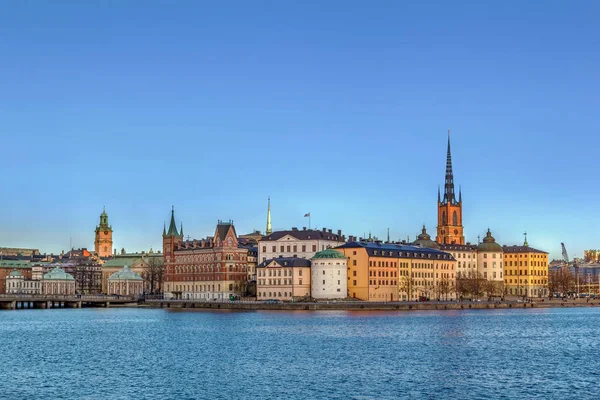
[94, 207, 113, 257]
[436, 132, 465, 245]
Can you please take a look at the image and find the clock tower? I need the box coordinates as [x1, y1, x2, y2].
[94, 207, 113, 257]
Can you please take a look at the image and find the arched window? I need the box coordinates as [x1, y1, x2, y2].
[442, 211, 447, 225]
[452, 211, 458, 225]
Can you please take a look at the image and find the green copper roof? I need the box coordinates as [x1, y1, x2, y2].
[166, 206, 181, 237]
[43, 267, 75, 281]
[102, 258, 138, 268]
[477, 229, 503, 252]
[312, 249, 346, 259]
[9, 269, 22, 277]
[108, 266, 143, 281]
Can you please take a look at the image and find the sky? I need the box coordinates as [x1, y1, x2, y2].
[1, 0, 599, 260]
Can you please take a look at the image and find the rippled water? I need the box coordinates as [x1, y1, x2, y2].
[1, 307, 599, 399]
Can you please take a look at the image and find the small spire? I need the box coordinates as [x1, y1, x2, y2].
[167, 206, 179, 237]
[180, 222, 184, 237]
[163, 222, 166, 237]
[266, 196, 272, 235]
[523, 231, 528, 247]
[438, 185, 441, 203]
[387, 228, 390, 243]
[459, 185, 462, 203]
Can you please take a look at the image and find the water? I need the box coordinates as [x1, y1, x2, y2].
[1, 307, 599, 399]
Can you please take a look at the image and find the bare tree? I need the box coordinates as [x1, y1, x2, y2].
[142, 257, 164, 294]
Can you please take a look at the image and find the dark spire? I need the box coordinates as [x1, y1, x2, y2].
[443, 130, 456, 205]
[180, 222, 184, 237]
[459, 185, 462, 203]
[167, 206, 180, 237]
[437, 185, 441, 203]
[162, 222, 166, 237]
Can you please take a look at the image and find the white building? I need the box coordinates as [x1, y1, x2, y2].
[5, 269, 41, 294]
[477, 229, 504, 282]
[310, 249, 348, 299]
[440, 243, 478, 278]
[258, 227, 346, 263]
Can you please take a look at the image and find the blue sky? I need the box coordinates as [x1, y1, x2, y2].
[1, 1, 599, 260]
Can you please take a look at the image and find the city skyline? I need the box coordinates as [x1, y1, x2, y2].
[2, 1, 600, 259]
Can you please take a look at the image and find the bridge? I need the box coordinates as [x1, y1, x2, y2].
[0, 294, 138, 310]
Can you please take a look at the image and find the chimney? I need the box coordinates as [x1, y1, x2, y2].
[337, 229, 342, 237]
[322, 227, 327, 232]
[303, 227, 306, 230]
[328, 229, 332, 233]
[292, 227, 298, 231]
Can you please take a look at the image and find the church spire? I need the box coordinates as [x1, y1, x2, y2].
[167, 206, 180, 237]
[162, 222, 166, 237]
[443, 130, 456, 205]
[180, 222, 184, 238]
[266, 197, 272, 235]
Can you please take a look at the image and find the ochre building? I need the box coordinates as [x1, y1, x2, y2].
[503, 237, 548, 298]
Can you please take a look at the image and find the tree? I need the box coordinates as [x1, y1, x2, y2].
[142, 257, 164, 294]
[399, 276, 414, 301]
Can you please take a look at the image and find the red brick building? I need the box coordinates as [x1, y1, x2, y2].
[162, 208, 248, 300]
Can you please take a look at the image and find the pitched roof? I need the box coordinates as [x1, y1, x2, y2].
[257, 257, 312, 268]
[216, 223, 235, 241]
[261, 229, 344, 242]
[337, 242, 455, 260]
[502, 245, 548, 254]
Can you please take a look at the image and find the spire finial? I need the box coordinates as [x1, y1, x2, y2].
[443, 130, 456, 204]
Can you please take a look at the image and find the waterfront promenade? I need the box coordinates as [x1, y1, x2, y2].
[0, 294, 137, 309]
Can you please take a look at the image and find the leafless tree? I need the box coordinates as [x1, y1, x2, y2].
[142, 257, 164, 294]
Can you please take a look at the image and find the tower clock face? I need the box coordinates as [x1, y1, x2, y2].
[104, 231, 109, 235]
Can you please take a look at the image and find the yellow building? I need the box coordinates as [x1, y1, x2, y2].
[503, 237, 548, 298]
[336, 241, 456, 301]
[256, 257, 311, 301]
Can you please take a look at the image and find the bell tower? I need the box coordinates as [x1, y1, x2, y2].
[94, 207, 113, 257]
[436, 132, 465, 245]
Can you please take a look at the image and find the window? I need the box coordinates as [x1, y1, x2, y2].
[483, 254, 487, 259]
[280, 246, 284, 252]
[293, 245, 297, 252]
[272, 246, 276, 252]
[484, 262, 487, 268]
[353, 260, 357, 266]
[353, 271, 357, 277]
[322, 270, 325, 275]
[312, 245, 317, 252]
[353, 280, 357, 286]
[302, 245, 306, 252]
[262, 246, 266, 253]
[299, 270, 303, 276]
[323, 280, 325, 284]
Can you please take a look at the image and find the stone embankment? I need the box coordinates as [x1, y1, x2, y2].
[143, 299, 599, 311]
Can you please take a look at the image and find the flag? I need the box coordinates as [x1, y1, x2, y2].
[304, 212, 310, 217]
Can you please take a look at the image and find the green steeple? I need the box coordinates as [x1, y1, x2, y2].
[166, 206, 181, 237]
[96, 207, 112, 232]
[266, 197, 272, 235]
[180, 222, 184, 238]
[162, 222, 166, 237]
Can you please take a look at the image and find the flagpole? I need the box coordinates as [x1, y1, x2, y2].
[309, 214, 311, 230]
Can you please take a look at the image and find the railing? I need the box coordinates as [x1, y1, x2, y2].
[0, 294, 137, 301]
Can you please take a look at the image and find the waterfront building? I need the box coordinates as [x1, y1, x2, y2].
[436, 132, 465, 245]
[243, 245, 258, 282]
[258, 227, 345, 263]
[52, 250, 102, 294]
[256, 257, 311, 301]
[476, 229, 504, 284]
[94, 208, 113, 258]
[5, 269, 41, 294]
[101, 252, 163, 295]
[42, 267, 76, 295]
[440, 243, 477, 278]
[107, 266, 144, 296]
[310, 249, 348, 299]
[584, 250, 600, 263]
[0, 260, 32, 294]
[162, 208, 248, 300]
[503, 236, 549, 298]
[336, 241, 456, 301]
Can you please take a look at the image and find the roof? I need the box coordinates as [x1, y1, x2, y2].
[216, 222, 236, 241]
[166, 207, 181, 237]
[261, 229, 344, 242]
[439, 243, 477, 252]
[43, 267, 75, 281]
[477, 229, 503, 253]
[102, 258, 138, 268]
[502, 245, 548, 254]
[412, 226, 440, 250]
[108, 266, 143, 281]
[9, 269, 22, 277]
[312, 249, 346, 260]
[257, 257, 312, 268]
[337, 242, 455, 260]
[0, 260, 31, 269]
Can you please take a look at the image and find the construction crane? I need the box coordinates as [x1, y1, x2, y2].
[561, 242, 579, 294]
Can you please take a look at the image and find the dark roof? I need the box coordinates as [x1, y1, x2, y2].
[440, 244, 477, 252]
[337, 242, 455, 261]
[261, 229, 343, 242]
[216, 222, 236, 241]
[257, 257, 312, 268]
[502, 245, 548, 254]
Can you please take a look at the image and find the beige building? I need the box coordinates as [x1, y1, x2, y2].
[107, 266, 144, 297]
[440, 243, 477, 279]
[257, 257, 311, 301]
[42, 267, 76, 295]
[5, 269, 41, 294]
[310, 249, 348, 299]
[258, 228, 345, 263]
[503, 237, 549, 298]
[477, 229, 504, 282]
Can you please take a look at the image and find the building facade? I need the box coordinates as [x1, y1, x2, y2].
[503, 237, 549, 298]
[256, 257, 311, 301]
[5, 269, 41, 294]
[94, 208, 113, 257]
[0, 260, 32, 294]
[163, 209, 248, 300]
[476, 229, 504, 283]
[436, 132, 465, 245]
[107, 266, 144, 297]
[310, 249, 348, 299]
[42, 267, 76, 295]
[441, 243, 477, 278]
[336, 241, 456, 301]
[258, 228, 346, 263]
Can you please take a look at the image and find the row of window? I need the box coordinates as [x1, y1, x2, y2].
[369, 280, 397, 286]
[174, 265, 247, 273]
[506, 269, 547, 276]
[506, 279, 547, 285]
[257, 269, 303, 277]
